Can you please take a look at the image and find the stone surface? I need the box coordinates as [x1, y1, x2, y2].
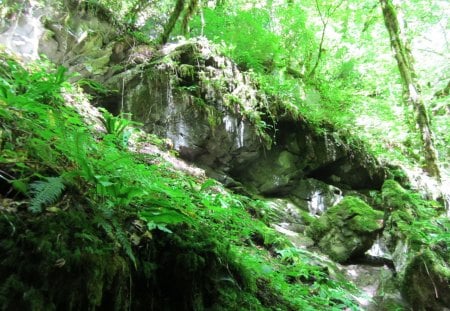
[307, 196, 384, 263]
[289, 178, 343, 216]
[342, 264, 406, 311]
[102, 39, 387, 195]
[0, 3, 47, 60]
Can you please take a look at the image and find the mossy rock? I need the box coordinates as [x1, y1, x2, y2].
[381, 179, 444, 252]
[382, 179, 416, 211]
[382, 179, 442, 213]
[306, 196, 383, 262]
[402, 249, 450, 310]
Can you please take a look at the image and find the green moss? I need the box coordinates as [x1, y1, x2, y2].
[178, 64, 195, 78]
[382, 179, 442, 214]
[298, 209, 315, 226]
[309, 196, 383, 241]
[307, 214, 329, 242]
[306, 197, 383, 262]
[382, 179, 413, 210]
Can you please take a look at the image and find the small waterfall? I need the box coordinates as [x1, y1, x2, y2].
[223, 115, 245, 148]
[308, 191, 326, 216]
[307, 186, 342, 216]
[166, 80, 188, 149]
[367, 235, 390, 258]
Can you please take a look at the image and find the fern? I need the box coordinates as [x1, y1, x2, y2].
[29, 176, 65, 213]
[99, 108, 130, 137]
[95, 208, 137, 268]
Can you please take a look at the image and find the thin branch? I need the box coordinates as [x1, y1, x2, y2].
[308, 0, 344, 78]
[423, 260, 439, 299]
[417, 48, 448, 58]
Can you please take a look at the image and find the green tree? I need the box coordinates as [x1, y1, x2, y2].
[159, 0, 200, 44]
[379, 0, 441, 179]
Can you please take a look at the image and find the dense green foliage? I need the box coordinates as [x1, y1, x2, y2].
[1, 0, 449, 309]
[380, 180, 449, 309]
[0, 53, 364, 310]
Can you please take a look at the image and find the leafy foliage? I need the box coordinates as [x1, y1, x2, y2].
[98, 108, 138, 147]
[0, 52, 364, 309]
[191, 8, 280, 73]
[29, 176, 65, 213]
[1, 0, 449, 308]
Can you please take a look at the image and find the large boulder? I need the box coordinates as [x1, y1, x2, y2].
[307, 196, 384, 262]
[105, 39, 266, 180]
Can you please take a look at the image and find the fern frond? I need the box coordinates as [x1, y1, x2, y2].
[112, 217, 137, 268]
[95, 210, 137, 268]
[29, 176, 65, 213]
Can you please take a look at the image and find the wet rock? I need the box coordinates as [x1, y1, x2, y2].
[289, 178, 343, 216]
[235, 149, 302, 195]
[342, 264, 405, 311]
[101, 38, 387, 195]
[103, 39, 265, 178]
[265, 198, 314, 233]
[0, 3, 47, 60]
[307, 196, 384, 263]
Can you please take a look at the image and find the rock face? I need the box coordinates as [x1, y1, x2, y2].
[108, 39, 265, 183]
[103, 38, 387, 195]
[307, 196, 384, 263]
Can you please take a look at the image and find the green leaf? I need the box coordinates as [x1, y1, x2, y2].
[29, 176, 65, 213]
[11, 180, 28, 194]
[201, 178, 217, 191]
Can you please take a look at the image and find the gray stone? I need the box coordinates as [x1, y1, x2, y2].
[290, 178, 343, 216]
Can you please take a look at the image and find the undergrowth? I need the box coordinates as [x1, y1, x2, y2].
[0, 53, 362, 309]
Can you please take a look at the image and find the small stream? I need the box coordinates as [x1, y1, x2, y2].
[269, 189, 407, 310]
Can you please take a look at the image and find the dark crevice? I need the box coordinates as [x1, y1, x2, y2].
[96, 94, 122, 116]
[345, 254, 397, 275]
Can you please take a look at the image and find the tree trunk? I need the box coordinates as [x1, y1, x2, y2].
[159, 0, 185, 45]
[379, 0, 441, 180]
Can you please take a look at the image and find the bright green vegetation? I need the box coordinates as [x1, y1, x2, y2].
[1, 0, 449, 309]
[381, 180, 448, 255]
[0, 53, 363, 310]
[380, 180, 449, 309]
